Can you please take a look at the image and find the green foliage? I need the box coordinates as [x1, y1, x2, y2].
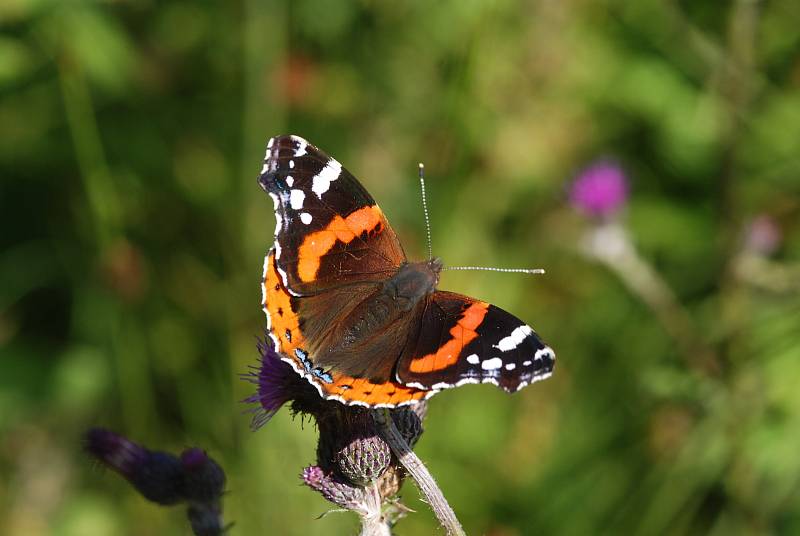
[2, 1, 800, 534]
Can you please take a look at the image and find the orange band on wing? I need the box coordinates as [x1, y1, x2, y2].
[408, 301, 489, 373]
[263, 251, 305, 355]
[324, 373, 429, 405]
[265, 249, 429, 406]
[297, 205, 384, 282]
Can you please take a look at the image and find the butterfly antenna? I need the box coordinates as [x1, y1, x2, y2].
[418, 163, 544, 275]
[443, 266, 546, 275]
[419, 163, 433, 261]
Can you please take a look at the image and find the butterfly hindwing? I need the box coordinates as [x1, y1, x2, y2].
[397, 291, 555, 392]
[259, 135, 406, 296]
[262, 248, 431, 407]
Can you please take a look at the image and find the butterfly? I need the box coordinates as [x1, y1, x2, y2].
[258, 135, 554, 407]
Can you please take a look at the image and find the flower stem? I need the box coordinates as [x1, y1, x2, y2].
[374, 410, 465, 536]
[359, 484, 392, 536]
[582, 223, 718, 374]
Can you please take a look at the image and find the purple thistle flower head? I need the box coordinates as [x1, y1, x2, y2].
[243, 336, 321, 429]
[180, 448, 226, 503]
[84, 428, 185, 505]
[569, 160, 629, 219]
[85, 427, 149, 479]
[180, 447, 209, 470]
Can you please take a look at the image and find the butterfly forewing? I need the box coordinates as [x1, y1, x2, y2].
[259, 135, 406, 296]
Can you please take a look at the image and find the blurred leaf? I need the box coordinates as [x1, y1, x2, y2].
[45, 7, 137, 93]
[0, 37, 35, 84]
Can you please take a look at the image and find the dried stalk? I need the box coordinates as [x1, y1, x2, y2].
[375, 409, 466, 536]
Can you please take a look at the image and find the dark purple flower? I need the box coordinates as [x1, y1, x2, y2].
[243, 337, 319, 429]
[84, 428, 184, 505]
[85, 428, 149, 479]
[569, 160, 629, 218]
[180, 448, 226, 503]
[744, 215, 781, 256]
[85, 431, 231, 536]
[180, 447, 210, 470]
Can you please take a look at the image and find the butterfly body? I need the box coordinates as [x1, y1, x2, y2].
[259, 135, 554, 408]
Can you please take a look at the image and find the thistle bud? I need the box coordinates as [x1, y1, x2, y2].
[334, 434, 392, 486]
[302, 465, 366, 512]
[315, 408, 391, 486]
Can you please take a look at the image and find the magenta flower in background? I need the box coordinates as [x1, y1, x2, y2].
[569, 160, 629, 219]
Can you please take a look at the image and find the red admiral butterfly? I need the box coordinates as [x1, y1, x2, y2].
[259, 135, 555, 407]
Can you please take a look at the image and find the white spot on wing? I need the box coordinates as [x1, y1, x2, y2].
[269, 193, 283, 237]
[312, 160, 342, 198]
[494, 325, 533, 352]
[289, 189, 305, 210]
[286, 176, 294, 187]
[535, 346, 555, 362]
[505, 363, 516, 371]
[454, 377, 481, 387]
[291, 135, 308, 156]
[289, 160, 295, 169]
[261, 138, 276, 174]
[481, 357, 503, 371]
[300, 212, 313, 225]
[466, 354, 480, 365]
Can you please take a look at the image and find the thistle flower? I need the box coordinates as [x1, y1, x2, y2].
[84, 429, 227, 535]
[244, 335, 429, 530]
[243, 337, 321, 429]
[180, 448, 226, 503]
[85, 428, 185, 505]
[315, 408, 392, 486]
[569, 160, 629, 219]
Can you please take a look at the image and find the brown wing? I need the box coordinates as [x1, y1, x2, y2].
[262, 249, 432, 407]
[259, 135, 406, 296]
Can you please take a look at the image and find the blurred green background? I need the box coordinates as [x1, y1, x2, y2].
[2, 0, 800, 534]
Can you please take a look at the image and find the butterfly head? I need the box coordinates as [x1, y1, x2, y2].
[389, 258, 443, 305]
[427, 257, 443, 283]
